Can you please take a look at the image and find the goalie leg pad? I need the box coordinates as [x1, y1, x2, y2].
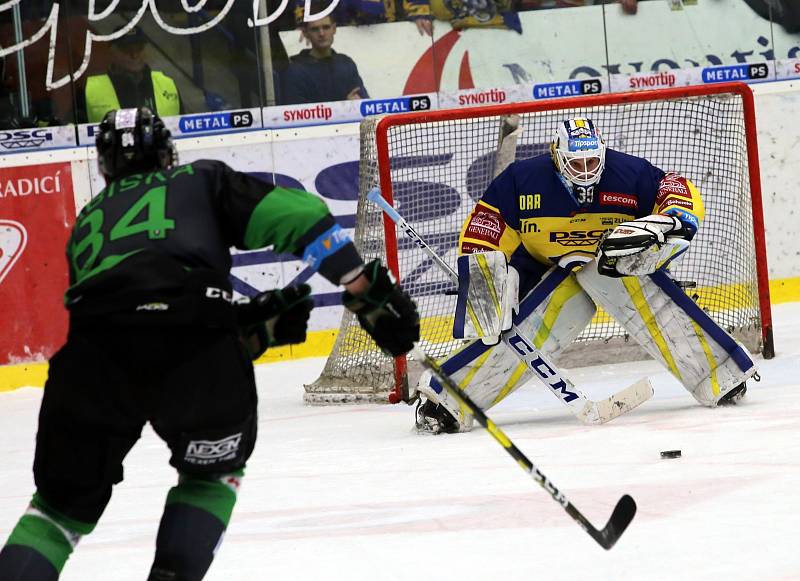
[418, 266, 596, 428]
[576, 263, 757, 406]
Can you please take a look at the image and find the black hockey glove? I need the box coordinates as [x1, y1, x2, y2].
[342, 259, 420, 357]
[236, 284, 314, 359]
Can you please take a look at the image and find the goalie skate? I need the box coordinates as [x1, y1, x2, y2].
[415, 399, 460, 435]
[717, 382, 747, 406]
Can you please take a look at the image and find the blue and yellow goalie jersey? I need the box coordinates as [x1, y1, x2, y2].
[459, 149, 704, 275]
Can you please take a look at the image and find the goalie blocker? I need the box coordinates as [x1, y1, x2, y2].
[453, 250, 519, 345]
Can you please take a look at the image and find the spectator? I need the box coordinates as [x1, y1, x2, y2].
[78, 26, 183, 123]
[0, 55, 62, 129]
[295, 0, 433, 37]
[743, 0, 800, 32]
[0, 9, 87, 125]
[295, 0, 396, 28]
[281, 15, 369, 105]
[405, 0, 523, 33]
[516, 0, 638, 15]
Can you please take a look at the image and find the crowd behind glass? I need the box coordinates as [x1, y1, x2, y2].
[0, 0, 796, 130]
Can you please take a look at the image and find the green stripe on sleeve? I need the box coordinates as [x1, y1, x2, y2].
[244, 187, 330, 253]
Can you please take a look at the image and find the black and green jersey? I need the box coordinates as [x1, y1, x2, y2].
[65, 159, 362, 323]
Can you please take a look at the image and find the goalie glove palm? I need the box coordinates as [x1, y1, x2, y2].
[598, 214, 689, 277]
[237, 284, 314, 359]
[343, 259, 420, 356]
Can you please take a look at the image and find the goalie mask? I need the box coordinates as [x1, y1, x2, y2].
[550, 117, 607, 196]
[96, 107, 177, 180]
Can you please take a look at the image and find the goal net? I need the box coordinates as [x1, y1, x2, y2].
[305, 83, 773, 405]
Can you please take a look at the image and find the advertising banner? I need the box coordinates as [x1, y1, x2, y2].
[78, 107, 264, 146]
[263, 93, 437, 128]
[776, 58, 800, 80]
[174, 108, 263, 136]
[438, 84, 531, 109]
[280, 0, 799, 99]
[0, 162, 74, 365]
[0, 126, 77, 154]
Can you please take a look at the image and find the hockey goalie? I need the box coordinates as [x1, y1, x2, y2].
[415, 116, 759, 434]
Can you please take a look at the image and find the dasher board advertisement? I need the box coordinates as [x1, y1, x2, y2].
[0, 162, 74, 365]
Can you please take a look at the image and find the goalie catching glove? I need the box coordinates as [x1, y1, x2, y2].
[343, 259, 420, 356]
[236, 284, 314, 359]
[597, 214, 690, 277]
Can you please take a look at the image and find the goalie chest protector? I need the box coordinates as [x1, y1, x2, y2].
[460, 150, 673, 266]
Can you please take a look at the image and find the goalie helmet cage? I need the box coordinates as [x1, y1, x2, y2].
[305, 82, 773, 405]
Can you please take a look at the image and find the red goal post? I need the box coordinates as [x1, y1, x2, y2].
[305, 82, 773, 405]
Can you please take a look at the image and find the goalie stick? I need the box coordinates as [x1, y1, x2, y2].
[368, 187, 653, 425]
[412, 347, 637, 550]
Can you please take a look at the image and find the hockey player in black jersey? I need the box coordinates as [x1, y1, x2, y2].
[0, 107, 420, 581]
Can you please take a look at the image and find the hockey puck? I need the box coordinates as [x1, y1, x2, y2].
[660, 450, 681, 459]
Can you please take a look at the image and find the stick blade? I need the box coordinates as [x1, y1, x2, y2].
[577, 378, 654, 425]
[595, 494, 637, 550]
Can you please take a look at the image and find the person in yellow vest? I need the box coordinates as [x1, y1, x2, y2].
[79, 26, 183, 123]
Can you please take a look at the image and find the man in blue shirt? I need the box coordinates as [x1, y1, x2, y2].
[281, 15, 369, 105]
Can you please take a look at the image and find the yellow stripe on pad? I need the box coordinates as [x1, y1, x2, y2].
[459, 349, 493, 390]
[691, 321, 720, 397]
[622, 277, 683, 382]
[533, 276, 582, 349]
[475, 253, 502, 318]
[466, 302, 485, 337]
[492, 361, 528, 406]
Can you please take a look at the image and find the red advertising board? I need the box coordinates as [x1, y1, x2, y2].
[0, 162, 74, 365]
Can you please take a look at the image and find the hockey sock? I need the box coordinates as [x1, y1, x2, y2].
[0, 492, 95, 579]
[148, 470, 243, 581]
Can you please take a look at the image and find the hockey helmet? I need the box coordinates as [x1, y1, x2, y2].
[550, 117, 606, 187]
[96, 107, 177, 180]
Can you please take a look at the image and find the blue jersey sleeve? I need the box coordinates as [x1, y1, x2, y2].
[481, 164, 520, 229]
[634, 160, 666, 218]
[459, 164, 522, 258]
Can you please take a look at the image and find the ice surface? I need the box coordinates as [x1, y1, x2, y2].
[2, 304, 800, 580]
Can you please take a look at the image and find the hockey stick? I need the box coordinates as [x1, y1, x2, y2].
[412, 346, 637, 550]
[368, 187, 653, 425]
